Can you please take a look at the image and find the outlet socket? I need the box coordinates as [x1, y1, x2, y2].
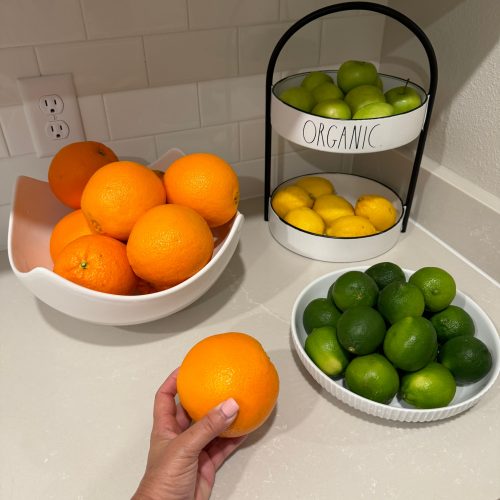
[18, 74, 85, 157]
[39, 95, 64, 114]
[45, 120, 70, 140]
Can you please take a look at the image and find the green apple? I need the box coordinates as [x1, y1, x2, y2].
[311, 99, 352, 119]
[344, 85, 386, 115]
[279, 86, 316, 112]
[337, 60, 379, 94]
[312, 82, 344, 102]
[353, 102, 394, 119]
[301, 71, 333, 91]
[385, 84, 422, 114]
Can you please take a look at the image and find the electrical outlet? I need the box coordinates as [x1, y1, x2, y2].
[39, 95, 64, 114]
[45, 120, 70, 140]
[17, 74, 86, 157]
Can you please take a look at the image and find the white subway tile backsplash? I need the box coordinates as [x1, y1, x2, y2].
[319, 14, 386, 67]
[0, 0, 394, 249]
[232, 157, 267, 200]
[239, 22, 320, 76]
[187, 0, 280, 30]
[104, 84, 200, 140]
[156, 123, 239, 164]
[239, 118, 303, 161]
[0, 154, 51, 204]
[0, 127, 9, 158]
[78, 95, 110, 142]
[145, 29, 238, 87]
[81, 0, 188, 39]
[0, 47, 39, 106]
[0, 203, 11, 250]
[0, 0, 85, 48]
[0, 106, 35, 156]
[36, 38, 148, 96]
[198, 74, 265, 127]
[105, 136, 158, 165]
[280, 0, 389, 21]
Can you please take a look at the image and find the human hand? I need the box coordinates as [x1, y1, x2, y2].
[133, 368, 247, 500]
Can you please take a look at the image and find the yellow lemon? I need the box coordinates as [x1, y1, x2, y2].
[294, 176, 335, 199]
[284, 207, 325, 235]
[271, 185, 313, 219]
[326, 215, 377, 238]
[354, 194, 397, 231]
[313, 194, 354, 225]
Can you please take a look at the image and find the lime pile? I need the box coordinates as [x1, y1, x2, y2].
[303, 262, 493, 409]
[271, 176, 397, 238]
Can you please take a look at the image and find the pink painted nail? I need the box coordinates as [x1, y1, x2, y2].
[220, 398, 239, 419]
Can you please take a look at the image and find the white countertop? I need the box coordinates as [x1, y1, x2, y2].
[1, 197, 499, 500]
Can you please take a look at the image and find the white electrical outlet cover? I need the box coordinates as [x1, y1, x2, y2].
[18, 74, 86, 158]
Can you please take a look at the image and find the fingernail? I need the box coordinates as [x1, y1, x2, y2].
[220, 398, 239, 419]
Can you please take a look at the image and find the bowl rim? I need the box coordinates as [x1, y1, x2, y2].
[290, 266, 500, 420]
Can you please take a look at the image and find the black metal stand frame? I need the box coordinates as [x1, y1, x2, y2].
[263, 1, 438, 232]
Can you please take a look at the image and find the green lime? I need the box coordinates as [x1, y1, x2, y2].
[336, 305, 386, 355]
[304, 326, 350, 377]
[302, 297, 342, 334]
[430, 305, 475, 343]
[383, 316, 438, 372]
[377, 280, 425, 324]
[439, 336, 492, 385]
[365, 261, 406, 290]
[330, 270, 378, 311]
[344, 353, 400, 404]
[408, 267, 457, 313]
[400, 362, 456, 409]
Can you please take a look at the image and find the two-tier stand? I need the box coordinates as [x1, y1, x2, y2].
[263, 1, 437, 262]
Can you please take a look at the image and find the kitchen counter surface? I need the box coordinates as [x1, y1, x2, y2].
[1, 197, 499, 500]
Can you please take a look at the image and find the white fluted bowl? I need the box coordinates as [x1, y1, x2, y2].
[291, 267, 500, 422]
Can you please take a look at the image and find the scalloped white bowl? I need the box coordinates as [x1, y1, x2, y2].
[291, 267, 500, 422]
[8, 155, 244, 326]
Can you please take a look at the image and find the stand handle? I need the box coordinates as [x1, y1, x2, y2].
[264, 1, 438, 230]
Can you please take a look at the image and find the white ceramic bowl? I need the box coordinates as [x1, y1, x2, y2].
[269, 173, 404, 262]
[291, 267, 500, 422]
[8, 162, 244, 326]
[272, 71, 428, 153]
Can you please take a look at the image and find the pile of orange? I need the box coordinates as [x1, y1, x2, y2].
[47, 141, 240, 295]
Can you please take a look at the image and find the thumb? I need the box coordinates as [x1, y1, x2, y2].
[177, 398, 239, 455]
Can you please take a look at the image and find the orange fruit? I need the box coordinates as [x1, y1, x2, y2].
[177, 332, 279, 438]
[49, 209, 93, 262]
[163, 153, 239, 227]
[53, 234, 137, 295]
[81, 161, 166, 241]
[48, 141, 118, 209]
[126, 204, 214, 290]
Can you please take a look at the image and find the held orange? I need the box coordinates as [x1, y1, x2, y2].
[126, 204, 214, 290]
[48, 141, 118, 209]
[163, 153, 239, 227]
[81, 161, 166, 241]
[49, 209, 93, 262]
[177, 332, 279, 438]
[53, 234, 137, 295]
